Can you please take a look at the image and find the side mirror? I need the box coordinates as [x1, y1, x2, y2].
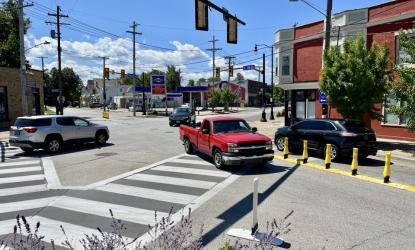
[196, 122, 201, 127]
[202, 128, 209, 134]
[251, 127, 258, 133]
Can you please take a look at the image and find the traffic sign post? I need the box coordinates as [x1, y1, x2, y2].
[319, 91, 327, 104]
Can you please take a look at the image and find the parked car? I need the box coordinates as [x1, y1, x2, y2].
[179, 117, 274, 169]
[169, 107, 195, 126]
[129, 104, 143, 112]
[9, 115, 109, 153]
[274, 119, 377, 161]
[108, 102, 118, 110]
[90, 102, 102, 108]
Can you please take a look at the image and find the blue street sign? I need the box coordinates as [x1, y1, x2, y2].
[51, 89, 60, 93]
[319, 90, 327, 104]
[151, 75, 165, 86]
[243, 65, 255, 71]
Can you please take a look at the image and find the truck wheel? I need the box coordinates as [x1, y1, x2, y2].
[184, 138, 193, 154]
[213, 149, 224, 169]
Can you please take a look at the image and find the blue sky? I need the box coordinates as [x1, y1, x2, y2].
[21, 0, 388, 84]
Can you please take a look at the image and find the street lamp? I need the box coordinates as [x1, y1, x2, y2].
[255, 44, 275, 120]
[25, 41, 51, 52]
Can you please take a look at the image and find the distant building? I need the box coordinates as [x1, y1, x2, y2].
[0, 67, 45, 128]
[275, 0, 415, 141]
[82, 78, 130, 106]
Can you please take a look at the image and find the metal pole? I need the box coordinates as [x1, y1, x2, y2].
[103, 57, 107, 111]
[38, 56, 48, 112]
[270, 45, 275, 120]
[261, 53, 267, 122]
[18, 0, 27, 116]
[142, 72, 146, 115]
[127, 21, 142, 117]
[324, 0, 333, 53]
[57, 6, 63, 115]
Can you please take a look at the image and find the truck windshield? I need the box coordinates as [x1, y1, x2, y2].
[213, 120, 251, 134]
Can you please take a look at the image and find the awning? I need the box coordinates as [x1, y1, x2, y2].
[276, 81, 320, 90]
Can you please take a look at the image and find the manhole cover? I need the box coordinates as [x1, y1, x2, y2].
[95, 152, 118, 157]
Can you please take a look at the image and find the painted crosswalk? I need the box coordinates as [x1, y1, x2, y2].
[0, 153, 238, 249]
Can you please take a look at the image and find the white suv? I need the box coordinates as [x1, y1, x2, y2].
[9, 115, 109, 153]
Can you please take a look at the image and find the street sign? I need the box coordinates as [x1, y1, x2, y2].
[319, 91, 327, 104]
[243, 65, 255, 70]
[51, 89, 60, 93]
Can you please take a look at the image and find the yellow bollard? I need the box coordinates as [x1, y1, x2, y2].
[383, 152, 391, 183]
[102, 111, 109, 119]
[283, 137, 289, 159]
[302, 140, 308, 163]
[324, 144, 331, 169]
[351, 148, 358, 175]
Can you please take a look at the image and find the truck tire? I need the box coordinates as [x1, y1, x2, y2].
[184, 138, 193, 154]
[213, 148, 225, 169]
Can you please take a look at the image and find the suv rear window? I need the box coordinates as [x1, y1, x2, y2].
[339, 120, 371, 133]
[15, 118, 51, 127]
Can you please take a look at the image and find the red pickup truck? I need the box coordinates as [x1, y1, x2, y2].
[179, 116, 274, 169]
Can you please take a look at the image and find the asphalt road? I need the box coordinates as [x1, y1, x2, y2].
[50, 107, 266, 186]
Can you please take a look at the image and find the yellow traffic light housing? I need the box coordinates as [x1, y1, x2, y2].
[227, 17, 237, 44]
[104, 67, 110, 79]
[195, 0, 208, 31]
[215, 67, 221, 78]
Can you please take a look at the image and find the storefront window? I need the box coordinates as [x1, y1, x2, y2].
[384, 96, 407, 125]
[0, 87, 8, 121]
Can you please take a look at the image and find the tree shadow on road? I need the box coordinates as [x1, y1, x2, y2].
[201, 164, 299, 248]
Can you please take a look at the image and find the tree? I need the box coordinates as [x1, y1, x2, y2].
[166, 65, 181, 92]
[196, 78, 206, 86]
[221, 86, 236, 112]
[389, 31, 415, 131]
[235, 72, 244, 81]
[187, 79, 195, 86]
[0, 0, 31, 67]
[45, 67, 83, 106]
[208, 88, 221, 112]
[320, 35, 390, 121]
[138, 69, 164, 87]
[273, 86, 284, 106]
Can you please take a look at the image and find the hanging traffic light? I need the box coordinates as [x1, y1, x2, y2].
[195, 0, 208, 31]
[104, 67, 110, 79]
[229, 65, 233, 77]
[121, 69, 125, 79]
[227, 17, 237, 44]
[215, 67, 221, 78]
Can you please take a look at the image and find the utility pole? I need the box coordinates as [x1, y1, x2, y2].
[142, 72, 146, 115]
[261, 53, 267, 122]
[270, 45, 275, 120]
[98, 56, 109, 111]
[127, 21, 142, 117]
[37, 56, 48, 111]
[207, 36, 222, 84]
[18, 0, 33, 116]
[324, 0, 333, 53]
[47, 6, 68, 115]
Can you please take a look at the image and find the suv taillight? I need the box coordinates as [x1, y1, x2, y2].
[23, 127, 37, 133]
[341, 132, 357, 137]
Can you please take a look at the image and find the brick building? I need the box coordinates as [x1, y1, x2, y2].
[275, 0, 415, 141]
[0, 67, 45, 128]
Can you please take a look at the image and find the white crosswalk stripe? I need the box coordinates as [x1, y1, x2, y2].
[0, 185, 48, 197]
[0, 197, 58, 214]
[0, 166, 42, 175]
[153, 165, 231, 177]
[0, 160, 40, 168]
[127, 173, 217, 189]
[171, 158, 214, 166]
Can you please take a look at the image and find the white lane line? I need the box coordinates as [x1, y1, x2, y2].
[0, 175, 45, 184]
[0, 185, 48, 197]
[0, 217, 128, 249]
[51, 196, 168, 226]
[0, 160, 40, 168]
[97, 183, 198, 205]
[42, 157, 62, 189]
[154, 165, 230, 178]
[0, 197, 58, 214]
[0, 166, 41, 175]
[127, 173, 216, 189]
[170, 158, 214, 166]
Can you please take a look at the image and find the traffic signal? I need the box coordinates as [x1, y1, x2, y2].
[121, 69, 125, 79]
[104, 67, 110, 79]
[215, 67, 221, 78]
[195, 0, 208, 31]
[229, 65, 233, 77]
[322, 104, 328, 116]
[227, 17, 237, 44]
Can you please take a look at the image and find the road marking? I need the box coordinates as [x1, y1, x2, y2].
[51, 196, 167, 226]
[0, 166, 41, 175]
[126, 173, 216, 189]
[42, 156, 62, 189]
[153, 165, 230, 178]
[0, 185, 48, 197]
[96, 183, 198, 205]
[0, 197, 57, 213]
[274, 155, 415, 193]
[0, 160, 40, 168]
[0, 174, 45, 184]
[171, 158, 214, 166]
